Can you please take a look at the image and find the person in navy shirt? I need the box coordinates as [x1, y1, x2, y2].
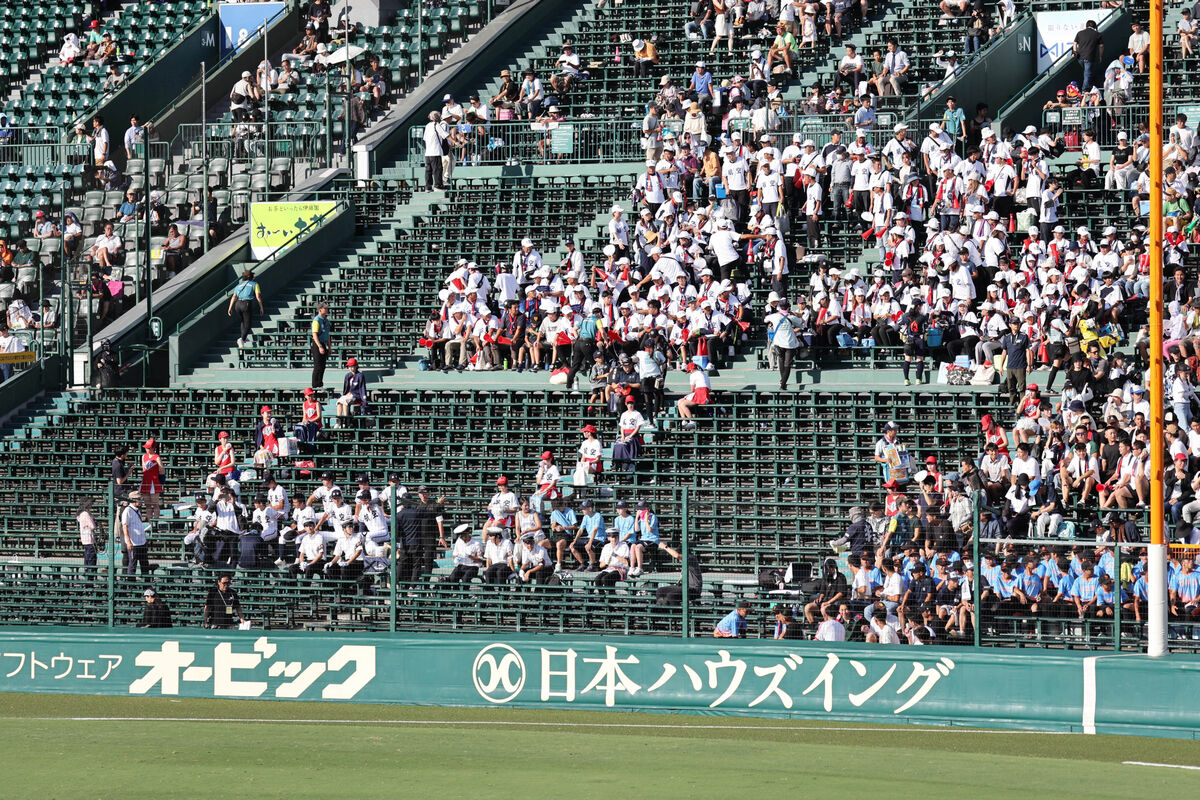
[336, 357, 367, 418]
[714, 600, 750, 637]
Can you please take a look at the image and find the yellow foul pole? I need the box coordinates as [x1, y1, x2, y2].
[1148, 0, 1168, 657]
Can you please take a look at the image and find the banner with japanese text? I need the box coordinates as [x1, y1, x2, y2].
[0, 629, 1197, 737]
[249, 202, 336, 259]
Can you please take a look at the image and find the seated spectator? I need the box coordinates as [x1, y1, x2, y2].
[117, 190, 141, 224]
[336, 357, 367, 419]
[89, 222, 124, 268]
[448, 525, 483, 582]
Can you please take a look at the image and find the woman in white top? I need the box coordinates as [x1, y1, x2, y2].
[676, 362, 712, 425]
[78, 497, 98, 566]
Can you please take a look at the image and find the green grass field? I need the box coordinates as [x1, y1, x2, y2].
[1, 693, 1197, 799]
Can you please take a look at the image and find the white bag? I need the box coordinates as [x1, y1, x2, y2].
[573, 462, 591, 486]
[970, 364, 997, 385]
[278, 437, 296, 457]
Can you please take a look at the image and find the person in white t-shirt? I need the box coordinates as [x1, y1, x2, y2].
[327, 520, 365, 590]
[447, 525, 484, 582]
[677, 362, 712, 426]
[863, 603, 901, 643]
[815, 604, 846, 641]
[514, 534, 553, 583]
[422, 111, 448, 190]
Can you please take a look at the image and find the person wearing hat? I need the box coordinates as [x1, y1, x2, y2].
[631, 36, 659, 77]
[289, 519, 327, 581]
[322, 519, 365, 592]
[595, 527, 633, 592]
[292, 386, 323, 453]
[136, 587, 173, 629]
[514, 531, 553, 584]
[422, 109, 451, 192]
[228, 71, 258, 123]
[486, 476, 520, 533]
[336, 356, 367, 420]
[714, 600, 751, 637]
[490, 67, 520, 109]
[765, 298, 806, 391]
[469, 526, 509, 585]
[121, 490, 151, 577]
[134, 436, 165, 525]
[1105, 129, 1136, 190]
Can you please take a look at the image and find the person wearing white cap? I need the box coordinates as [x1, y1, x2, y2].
[421, 111, 449, 190]
[800, 169, 823, 251]
[511, 237, 543, 286]
[608, 204, 630, 258]
[1036, 175, 1062, 243]
[1021, 137, 1048, 215]
[1104, 130, 1136, 190]
[636, 159, 667, 213]
[720, 143, 751, 223]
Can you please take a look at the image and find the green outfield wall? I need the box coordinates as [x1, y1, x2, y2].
[0, 629, 1196, 738]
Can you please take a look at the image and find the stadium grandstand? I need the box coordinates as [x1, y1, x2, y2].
[0, 0, 1196, 664]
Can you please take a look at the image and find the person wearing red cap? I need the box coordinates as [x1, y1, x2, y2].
[531, 451, 561, 512]
[919, 454, 943, 494]
[254, 405, 281, 465]
[486, 477, 519, 530]
[575, 425, 603, 485]
[980, 413, 1009, 457]
[212, 430, 235, 479]
[140, 438, 164, 523]
[336, 357, 367, 420]
[675, 361, 711, 427]
[1013, 384, 1042, 447]
[294, 388, 322, 451]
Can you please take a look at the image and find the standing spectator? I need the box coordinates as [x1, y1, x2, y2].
[310, 301, 330, 388]
[123, 115, 144, 160]
[999, 318, 1031, 409]
[136, 588, 173, 628]
[78, 497, 99, 567]
[422, 112, 447, 191]
[140, 437, 164, 524]
[122, 491, 150, 577]
[766, 298, 803, 391]
[1072, 19, 1103, 91]
[567, 305, 602, 392]
[713, 600, 750, 637]
[226, 270, 263, 349]
[89, 115, 109, 166]
[203, 575, 245, 629]
[112, 444, 131, 493]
